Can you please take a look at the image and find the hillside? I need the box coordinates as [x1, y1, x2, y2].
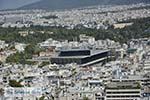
[20, 0, 150, 10]
[0, 17, 150, 44]
[0, 0, 40, 10]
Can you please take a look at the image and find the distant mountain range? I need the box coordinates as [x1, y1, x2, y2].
[0, 0, 40, 10]
[19, 0, 150, 10]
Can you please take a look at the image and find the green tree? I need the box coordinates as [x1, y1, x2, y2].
[9, 80, 23, 87]
[83, 96, 89, 100]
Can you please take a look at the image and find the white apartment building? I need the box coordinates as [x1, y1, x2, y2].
[105, 82, 141, 100]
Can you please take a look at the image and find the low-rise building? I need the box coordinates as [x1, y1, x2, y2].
[106, 82, 141, 100]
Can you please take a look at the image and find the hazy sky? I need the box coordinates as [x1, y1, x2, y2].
[0, 0, 41, 10]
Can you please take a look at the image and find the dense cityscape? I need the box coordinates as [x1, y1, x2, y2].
[0, 2, 150, 100]
[0, 3, 150, 29]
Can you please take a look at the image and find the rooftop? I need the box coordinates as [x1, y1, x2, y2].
[106, 82, 141, 89]
[51, 49, 109, 58]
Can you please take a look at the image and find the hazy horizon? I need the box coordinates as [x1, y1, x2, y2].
[0, 0, 150, 10]
[0, 0, 40, 10]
